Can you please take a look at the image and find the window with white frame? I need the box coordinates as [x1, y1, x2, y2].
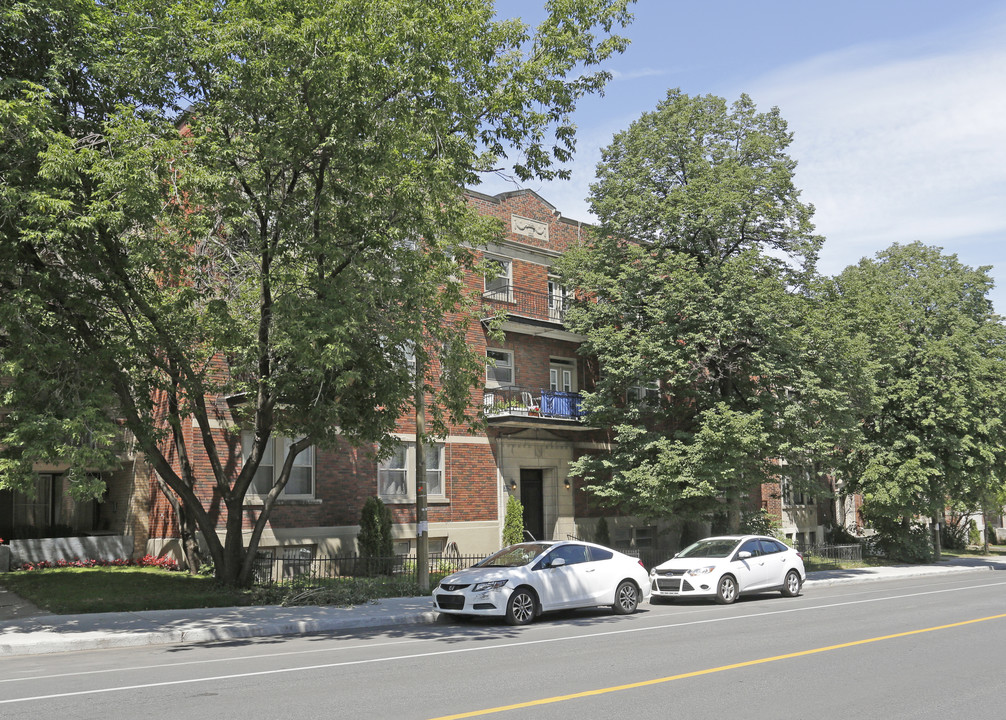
[547, 275, 570, 321]
[549, 357, 576, 392]
[486, 348, 514, 386]
[241, 432, 315, 498]
[626, 380, 660, 403]
[378, 442, 445, 501]
[483, 256, 512, 300]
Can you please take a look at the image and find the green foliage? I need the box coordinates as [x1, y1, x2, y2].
[739, 508, 778, 536]
[357, 497, 393, 574]
[594, 516, 611, 546]
[502, 494, 525, 546]
[865, 516, 935, 563]
[556, 90, 860, 528]
[829, 243, 1006, 552]
[0, 0, 632, 585]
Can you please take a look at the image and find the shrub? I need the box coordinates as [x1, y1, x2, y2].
[502, 494, 524, 546]
[357, 496, 394, 575]
[594, 516, 610, 546]
[15, 555, 180, 572]
[866, 518, 934, 563]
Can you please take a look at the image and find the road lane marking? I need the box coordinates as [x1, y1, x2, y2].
[427, 612, 1006, 720]
[3, 576, 1005, 703]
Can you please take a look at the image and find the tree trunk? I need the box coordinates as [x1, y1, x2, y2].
[931, 514, 942, 561]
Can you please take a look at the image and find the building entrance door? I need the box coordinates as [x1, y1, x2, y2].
[520, 469, 545, 542]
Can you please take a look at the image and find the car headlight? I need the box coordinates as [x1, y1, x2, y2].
[473, 580, 509, 591]
[686, 566, 716, 576]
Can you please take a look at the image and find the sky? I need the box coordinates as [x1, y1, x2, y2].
[477, 0, 1006, 313]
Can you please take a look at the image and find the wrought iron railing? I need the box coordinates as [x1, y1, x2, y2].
[483, 283, 568, 324]
[253, 552, 488, 586]
[797, 543, 863, 562]
[483, 385, 584, 421]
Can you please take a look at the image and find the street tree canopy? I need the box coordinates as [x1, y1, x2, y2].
[0, 0, 632, 585]
[827, 242, 1006, 558]
[558, 90, 859, 530]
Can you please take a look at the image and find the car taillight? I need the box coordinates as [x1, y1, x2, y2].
[638, 560, 645, 569]
[796, 552, 803, 560]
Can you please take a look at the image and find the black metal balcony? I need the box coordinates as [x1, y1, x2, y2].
[483, 385, 584, 424]
[482, 283, 568, 325]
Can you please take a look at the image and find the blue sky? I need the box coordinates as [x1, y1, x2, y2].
[478, 1, 1006, 313]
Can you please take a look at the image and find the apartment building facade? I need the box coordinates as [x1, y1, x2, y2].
[3, 188, 839, 568]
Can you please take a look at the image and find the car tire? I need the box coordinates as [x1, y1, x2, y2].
[715, 575, 738, 604]
[612, 580, 639, 615]
[505, 587, 537, 626]
[781, 569, 802, 598]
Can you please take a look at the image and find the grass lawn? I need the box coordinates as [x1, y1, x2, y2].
[0, 566, 436, 615]
[0, 567, 255, 614]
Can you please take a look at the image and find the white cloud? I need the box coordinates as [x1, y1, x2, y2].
[748, 13, 1006, 286]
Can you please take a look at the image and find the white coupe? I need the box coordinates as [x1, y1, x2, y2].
[434, 541, 651, 625]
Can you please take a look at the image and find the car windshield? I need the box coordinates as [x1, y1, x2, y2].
[677, 538, 740, 559]
[477, 543, 552, 568]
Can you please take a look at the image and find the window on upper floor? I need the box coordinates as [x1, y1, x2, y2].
[549, 357, 576, 393]
[781, 477, 814, 507]
[241, 432, 315, 499]
[378, 442, 445, 501]
[547, 274, 570, 321]
[486, 348, 514, 386]
[484, 256, 512, 301]
[626, 380, 660, 403]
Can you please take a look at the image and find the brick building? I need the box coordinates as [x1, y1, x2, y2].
[2, 188, 841, 568]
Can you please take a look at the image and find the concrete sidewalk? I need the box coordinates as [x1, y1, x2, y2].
[2, 556, 1003, 657]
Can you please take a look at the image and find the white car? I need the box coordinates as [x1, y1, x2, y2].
[649, 535, 805, 604]
[434, 541, 651, 625]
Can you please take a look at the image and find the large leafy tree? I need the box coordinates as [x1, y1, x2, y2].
[558, 90, 863, 529]
[827, 242, 1006, 558]
[0, 0, 632, 585]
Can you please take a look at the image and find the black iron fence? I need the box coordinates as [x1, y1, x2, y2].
[797, 543, 863, 562]
[483, 283, 568, 325]
[253, 552, 488, 586]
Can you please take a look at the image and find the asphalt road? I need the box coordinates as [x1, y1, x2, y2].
[3, 570, 1005, 720]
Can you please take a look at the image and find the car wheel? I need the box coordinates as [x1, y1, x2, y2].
[715, 575, 738, 604]
[612, 580, 639, 615]
[781, 569, 802, 598]
[505, 587, 537, 626]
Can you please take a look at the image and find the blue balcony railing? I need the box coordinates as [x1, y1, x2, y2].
[483, 386, 584, 421]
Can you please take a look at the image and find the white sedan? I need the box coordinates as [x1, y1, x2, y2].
[649, 535, 805, 604]
[434, 541, 651, 625]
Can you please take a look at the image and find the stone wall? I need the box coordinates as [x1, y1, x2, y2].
[7, 536, 134, 569]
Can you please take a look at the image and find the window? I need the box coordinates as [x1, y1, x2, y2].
[547, 275, 570, 321]
[781, 478, 814, 506]
[483, 256, 512, 300]
[241, 432, 315, 498]
[626, 380, 660, 403]
[549, 358, 576, 392]
[378, 442, 445, 501]
[486, 348, 514, 386]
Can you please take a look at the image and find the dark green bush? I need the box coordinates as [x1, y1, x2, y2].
[594, 516, 610, 546]
[357, 496, 394, 575]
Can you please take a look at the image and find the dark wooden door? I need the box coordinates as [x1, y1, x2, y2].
[520, 469, 545, 541]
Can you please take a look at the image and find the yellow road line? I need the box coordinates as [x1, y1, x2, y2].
[429, 612, 1006, 720]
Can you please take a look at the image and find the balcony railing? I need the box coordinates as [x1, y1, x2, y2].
[483, 385, 584, 421]
[483, 283, 568, 324]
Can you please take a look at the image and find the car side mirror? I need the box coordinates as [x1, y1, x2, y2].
[549, 557, 566, 568]
[737, 551, 752, 560]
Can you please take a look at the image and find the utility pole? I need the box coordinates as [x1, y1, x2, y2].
[415, 351, 429, 593]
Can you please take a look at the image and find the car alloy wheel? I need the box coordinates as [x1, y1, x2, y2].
[781, 569, 802, 597]
[505, 587, 536, 626]
[613, 580, 639, 615]
[715, 575, 738, 604]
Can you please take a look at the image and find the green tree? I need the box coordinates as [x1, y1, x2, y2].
[357, 496, 393, 575]
[502, 494, 525, 547]
[557, 90, 861, 529]
[0, 0, 632, 585]
[828, 242, 1006, 559]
